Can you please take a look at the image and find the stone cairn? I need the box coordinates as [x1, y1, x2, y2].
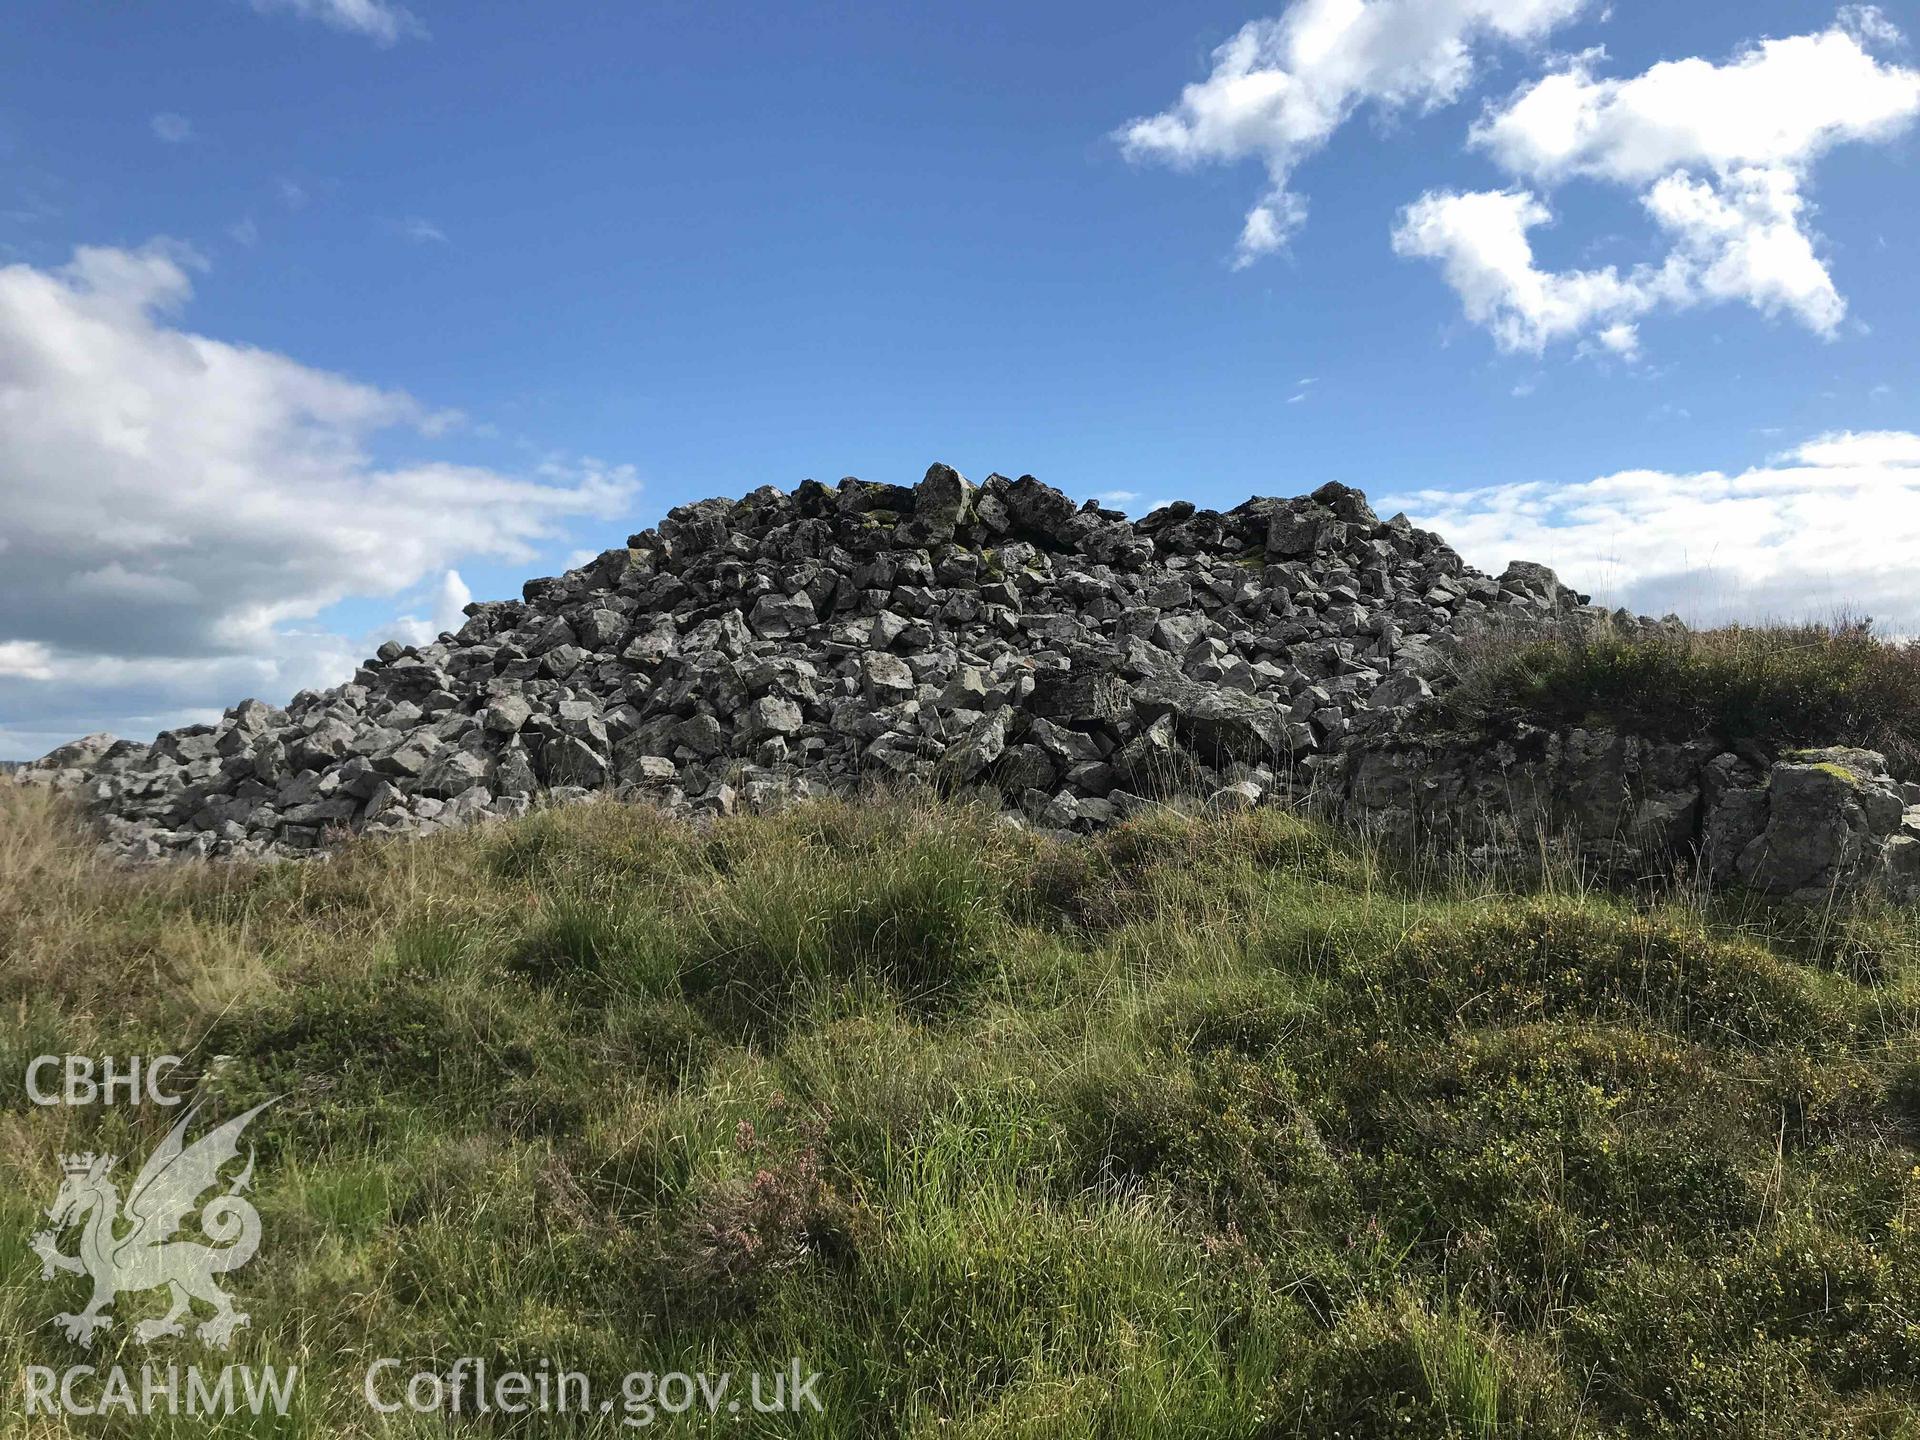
[17, 466, 1595, 862]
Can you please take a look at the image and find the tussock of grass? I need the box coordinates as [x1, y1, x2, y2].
[3, 784, 1918, 1436]
[1443, 619, 1920, 773]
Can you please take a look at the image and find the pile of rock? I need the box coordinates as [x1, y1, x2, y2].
[14, 465, 1602, 861]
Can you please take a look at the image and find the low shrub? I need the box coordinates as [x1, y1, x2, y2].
[1328, 896, 1837, 1047]
[1443, 619, 1920, 773]
[1068, 1051, 1355, 1238]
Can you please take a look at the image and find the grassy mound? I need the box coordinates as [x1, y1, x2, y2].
[1440, 621, 1920, 773]
[3, 786, 1918, 1436]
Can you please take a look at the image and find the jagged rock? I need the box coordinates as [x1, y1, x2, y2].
[496, 743, 538, 796]
[12, 732, 117, 786]
[671, 713, 725, 758]
[1878, 833, 1920, 904]
[749, 591, 817, 639]
[898, 462, 974, 547]
[744, 695, 804, 738]
[1113, 714, 1199, 794]
[861, 652, 917, 706]
[419, 750, 491, 800]
[484, 694, 534, 735]
[542, 736, 609, 789]
[1205, 781, 1263, 815]
[944, 711, 1009, 782]
[1734, 748, 1899, 900]
[1130, 678, 1295, 764]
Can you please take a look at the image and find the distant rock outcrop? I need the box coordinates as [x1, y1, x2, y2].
[15, 465, 1601, 860]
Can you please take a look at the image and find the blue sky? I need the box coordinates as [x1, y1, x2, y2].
[1, 0, 1917, 756]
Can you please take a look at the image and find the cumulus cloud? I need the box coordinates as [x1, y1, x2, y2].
[389, 569, 474, 646]
[1392, 188, 1673, 351]
[1641, 167, 1846, 333]
[1471, 23, 1920, 185]
[1379, 428, 1920, 633]
[1117, 0, 1589, 263]
[0, 243, 632, 754]
[1403, 13, 1920, 351]
[246, 0, 424, 45]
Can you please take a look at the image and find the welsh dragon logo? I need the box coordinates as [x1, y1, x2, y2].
[30, 1099, 275, 1349]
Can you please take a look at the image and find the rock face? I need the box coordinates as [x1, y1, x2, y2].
[12, 467, 1600, 862]
[1336, 725, 1721, 862]
[1335, 729, 1920, 904]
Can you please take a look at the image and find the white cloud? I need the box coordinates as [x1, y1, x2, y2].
[228, 216, 259, 246]
[1407, 15, 1920, 350]
[1594, 320, 1638, 357]
[1838, 5, 1906, 49]
[0, 243, 633, 752]
[247, 0, 424, 45]
[1233, 194, 1306, 267]
[0, 641, 55, 681]
[1118, 0, 1590, 260]
[399, 217, 447, 244]
[1380, 428, 1920, 633]
[1641, 167, 1845, 334]
[1788, 428, 1920, 468]
[388, 569, 473, 646]
[1472, 25, 1920, 184]
[1396, 162, 1862, 354]
[1391, 188, 1678, 351]
[150, 112, 193, 144]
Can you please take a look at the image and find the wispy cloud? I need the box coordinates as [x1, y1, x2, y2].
[398, 216, 447, 244]
[246, 0, 425, 46]
[149, 112, 193, 144]
[1383, 428, 1920, 633]
[5, 189, 61, 225]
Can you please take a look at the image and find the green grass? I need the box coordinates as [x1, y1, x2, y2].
[1439, 620, 1920, 774]
[2, 784, 1918, 1436]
